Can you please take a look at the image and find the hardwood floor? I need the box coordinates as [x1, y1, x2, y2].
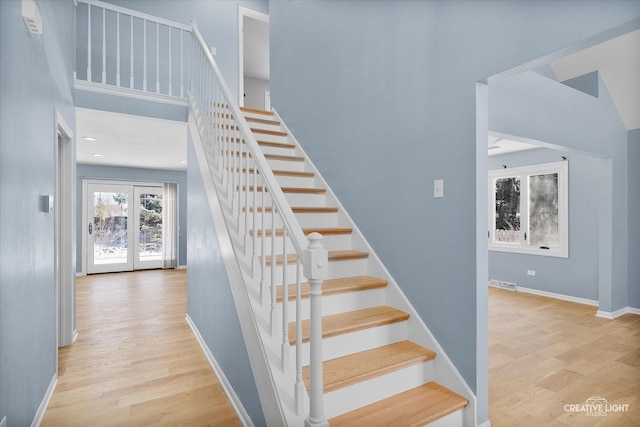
[489, 287, 640, 426]
[42, 269, 242, 426]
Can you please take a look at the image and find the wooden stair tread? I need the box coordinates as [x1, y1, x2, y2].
[245, 116, 281, 126]
[329, 382, 469, 427]
[288, 306, 409, 345]
[266, 153, 305, 162]
[238, 186, 325, 194]
[251, 128, 288, 137]
[233, 168, 314, 178]
[251, 228, 352, 237]
[240, 106, 273, 116]
[265, 250, 368, 267]
[302, 341, 436, 393]
[256, 140, 295, 149]
[276, 275, 387, 302]
[243, 206, 338, 214]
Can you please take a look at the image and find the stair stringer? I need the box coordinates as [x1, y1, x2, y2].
[188, 111, 287, 426]
[273, 108, 478, 427]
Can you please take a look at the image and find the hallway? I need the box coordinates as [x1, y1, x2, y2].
[42, 270, 242, 426]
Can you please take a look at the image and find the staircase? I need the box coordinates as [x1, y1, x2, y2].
[237, 106, 471, 426]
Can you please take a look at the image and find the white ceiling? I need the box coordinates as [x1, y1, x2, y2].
[551, 29, 640, 130]
[244, 17, 269, 81]
[76, 108, 187, 171]
[488, 136, 540, 157]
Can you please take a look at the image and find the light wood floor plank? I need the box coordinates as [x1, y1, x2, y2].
[489, 287, 640, 426]
[42, 269, 242, 426]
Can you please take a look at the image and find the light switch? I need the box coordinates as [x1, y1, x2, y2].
[434, 179, 444, 198]
[43, 195, 54, 212]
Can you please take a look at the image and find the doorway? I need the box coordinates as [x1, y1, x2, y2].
[238, 6, 269, 109]
[84, 180, 165, 274]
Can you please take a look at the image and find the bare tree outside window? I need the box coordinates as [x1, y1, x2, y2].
[495, 177, 520, 243]
[528, 173, 558, 247]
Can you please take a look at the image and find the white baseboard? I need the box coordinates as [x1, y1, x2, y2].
[477, 420, 492, 427]
[31, 374, 57, 427]
[177, 264, 187, 269]
[515, 286, 598, 307]
[75, 272, 85, 277]
[596, 306, 640, 319]
[185, 314, 254, 427]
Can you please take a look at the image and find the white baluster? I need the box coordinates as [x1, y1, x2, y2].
[130, 15, 134, 88]
[252, 165, 259, 278]
[156, 22, 160, 93]
[260, 183, 268, 306]
[116, 12, 120, 87]
[180, 29, 184, 98]
[244, 152, 251, 253]
[87, 4, 91, 81]
[295, 261, 305, 415]
[281, 231, 290, 372]
[304, 233, 328, 427]
[143, 19, 147, 91]
[168, 27, 173, 96]
[101, 7, 106, 84]
[270, 205, 278, 336]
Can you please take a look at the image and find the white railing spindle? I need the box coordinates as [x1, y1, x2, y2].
[156, 22, 160, 93]
[143, 19, 147, 91]
[270, 203, 278, 337]
[168, 27, 173, 96]
[295, 261, 305, 415]
[101, 7, 106, 84]
[281, 231, 290, 372]
[116, 12, 120, 87]
[87, 4, 91, 81]
[130, 15, 134, 88]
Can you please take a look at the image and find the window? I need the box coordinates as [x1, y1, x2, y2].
[489, 161, 568, 257]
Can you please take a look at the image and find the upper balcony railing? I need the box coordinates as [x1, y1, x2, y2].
[75, 0, 191, 104]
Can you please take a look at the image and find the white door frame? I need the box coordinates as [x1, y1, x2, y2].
[55, 111, 76, 348]
[238, 6, 269, 107]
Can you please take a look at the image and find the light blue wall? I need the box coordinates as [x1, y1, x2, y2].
[187, 134, 265, 426]
[76, 165, 188, 271]
[629, 129, 640, 309]
[488, 149, 600, 300]
[269, 1, 640, 424]
[103, 0, 269, 101]
[0, 0, 76, 425]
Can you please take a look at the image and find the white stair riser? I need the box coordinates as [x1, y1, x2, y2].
[254, 234, 352, 256]
[243, 211, 338, 229]
[263, 257, 369, 284]
[267, 159, 306, 172]
[283, 192, 326, 206]
[294, 322, 408, 366]
[275, 175, 316, 188]
[282, 287, 386, 320]
[256, 144, 297, 157]
[252, 131, 288, 144]
[324, 361, 435, 419]
[246, 121, 282, 133]
[242, 111, 273, 121]
[427, 409, 464, 427]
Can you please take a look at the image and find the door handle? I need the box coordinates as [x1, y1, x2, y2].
[89, 222, 93, 235]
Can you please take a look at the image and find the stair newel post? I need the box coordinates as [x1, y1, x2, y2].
[281, 230, 290, 372]
[303, 233, 329, 427]
[294, 261, 305, 415]
[270, 205, 278, 336]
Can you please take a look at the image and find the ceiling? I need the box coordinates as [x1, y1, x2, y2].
[490, 28, 639, 155]
[244, 17, 269, 81]
[76, 108, 187, 171]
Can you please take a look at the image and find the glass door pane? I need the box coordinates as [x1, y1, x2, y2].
[134, 186, 163, 270]
[87, 183, 134, 273]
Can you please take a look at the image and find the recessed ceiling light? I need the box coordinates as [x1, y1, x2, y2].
[91, 153, 103, 157]
[83, 136, 98, 141]
[179, 161, 187, 164]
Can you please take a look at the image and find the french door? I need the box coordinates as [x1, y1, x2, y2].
[86, 181, 163, 274]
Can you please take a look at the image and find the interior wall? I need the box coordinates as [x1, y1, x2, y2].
[76, 165, 188, 271]
[0, 0, 76, 425]
[186, 134, 266, 426]
[488, 149, 600, 301]
[629, 129, 640, 309]
[269, 1, 640, 424]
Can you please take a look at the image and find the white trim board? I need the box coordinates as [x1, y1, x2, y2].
[499, 284, 599, 307]
[596, 307, 640, 319]
[31, 374, 57, 427]
[185, 315, 253, 427]
[238, 6, 269, 107]
[477, 421, 492, 427]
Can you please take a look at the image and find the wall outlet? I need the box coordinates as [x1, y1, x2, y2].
[1, 415, 7, 427]
[527, 270, 536, 276]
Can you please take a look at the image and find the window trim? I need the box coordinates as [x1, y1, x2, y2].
[488, 161, 568, 258]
